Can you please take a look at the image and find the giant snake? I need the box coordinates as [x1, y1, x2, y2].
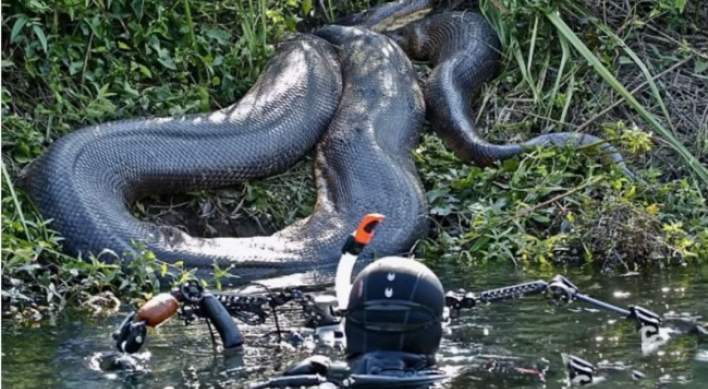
[19, 0, 639, 287]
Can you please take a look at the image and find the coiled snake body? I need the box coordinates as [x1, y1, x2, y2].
[20, 1, 637, 286]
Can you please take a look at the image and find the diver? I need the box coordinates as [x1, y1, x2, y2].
[277, 256, 449, 384]
[243, 212, 451, 388]
[259, 255, 549, 389]
[248, 215, 547, 389]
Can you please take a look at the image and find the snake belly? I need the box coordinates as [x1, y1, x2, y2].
[19, 26, 427, 285]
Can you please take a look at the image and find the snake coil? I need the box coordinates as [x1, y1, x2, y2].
[19, 1, 639, 288]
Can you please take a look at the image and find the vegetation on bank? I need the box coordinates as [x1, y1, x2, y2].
[2, 0, 707, 321]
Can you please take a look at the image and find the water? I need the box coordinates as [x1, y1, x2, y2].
[2, 263, 707, 389]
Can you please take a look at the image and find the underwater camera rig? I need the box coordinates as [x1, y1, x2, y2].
[111, 214, 707, 387]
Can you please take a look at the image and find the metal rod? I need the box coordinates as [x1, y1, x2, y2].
[574, 293, 631, 317]
[478, 280, 549, 303]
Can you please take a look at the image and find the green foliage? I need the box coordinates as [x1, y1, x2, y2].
[2, 0, 707, 321]
[413, 132, 708, 271]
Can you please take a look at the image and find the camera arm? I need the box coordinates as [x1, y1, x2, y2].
[442, 274, 703, 346]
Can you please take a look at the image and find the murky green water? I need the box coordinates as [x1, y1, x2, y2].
[3, 263, 707, 389]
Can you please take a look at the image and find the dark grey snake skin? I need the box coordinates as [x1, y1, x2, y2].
[383, 11, 639, 179]
[19, 1, 638, 286]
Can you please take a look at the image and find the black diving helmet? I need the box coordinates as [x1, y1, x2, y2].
[344, 256, 445, 359]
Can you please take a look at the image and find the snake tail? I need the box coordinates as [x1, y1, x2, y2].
[385, 9, 641, 181]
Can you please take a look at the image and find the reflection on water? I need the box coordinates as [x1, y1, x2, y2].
[2, 263, 707, 389]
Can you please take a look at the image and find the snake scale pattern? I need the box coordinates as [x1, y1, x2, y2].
[19, 0, 638, 286]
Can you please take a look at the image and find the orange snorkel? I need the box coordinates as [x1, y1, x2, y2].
[336, 213, 385, 311]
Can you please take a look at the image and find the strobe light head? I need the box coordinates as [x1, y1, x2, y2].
[344, 256, 445, 359]
[562, 354, 596, 386]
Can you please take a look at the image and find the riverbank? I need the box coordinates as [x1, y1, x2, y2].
[2, 0, 706, 319]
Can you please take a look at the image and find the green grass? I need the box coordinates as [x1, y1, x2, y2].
[2, 0, 707, 320]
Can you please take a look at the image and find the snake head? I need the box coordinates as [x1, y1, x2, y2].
[333, 0, 435, 31]
[384, 22, 430, 61]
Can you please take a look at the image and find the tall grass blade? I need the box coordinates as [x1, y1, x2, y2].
[546, 11, 708, 185]
[548, 33, 567, 118]
[2, 161, 31, 241]
[566, 3, 675, 136]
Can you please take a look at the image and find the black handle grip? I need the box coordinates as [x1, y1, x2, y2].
[200, 292, 244, 349]
[112, 312, 148, 354]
